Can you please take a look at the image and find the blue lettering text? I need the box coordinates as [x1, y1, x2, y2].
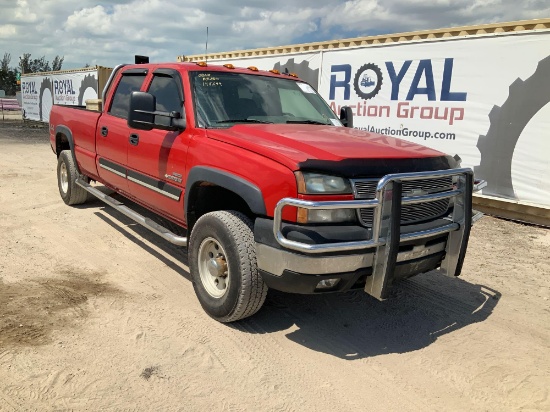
[329, 64, 351, 100]
[406, 59, 436, 101]
[385, 60, 411, 100]
[440, 58, 467, 101]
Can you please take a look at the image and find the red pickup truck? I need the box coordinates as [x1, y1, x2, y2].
[49, 61, 484, 322]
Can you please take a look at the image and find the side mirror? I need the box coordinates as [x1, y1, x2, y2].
[128, 91, 186, 131]
[340, 106, 353, 128]
[128, 92, 155, 131]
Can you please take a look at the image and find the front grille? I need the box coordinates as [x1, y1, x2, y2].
[352, 176, 453, 227]
[402, 177, 453, 194]
[354, 180, 378, 198]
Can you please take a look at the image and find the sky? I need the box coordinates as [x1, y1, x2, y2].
[0, 0, 548, 69]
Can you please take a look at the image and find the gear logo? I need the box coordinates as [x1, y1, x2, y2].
[474, 55, 550, 199]
[77, 74, 98, 106]
[273, 58, 319, 89]
[353, 63, 383, 100]
[39, 77, 53, 122]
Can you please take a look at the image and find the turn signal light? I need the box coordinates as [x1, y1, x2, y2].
[297, 207, 308, 223]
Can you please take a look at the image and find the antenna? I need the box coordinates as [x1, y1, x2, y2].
[205, 27, 209, 63]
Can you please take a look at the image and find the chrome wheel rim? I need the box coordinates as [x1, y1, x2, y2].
[198, 237, 229, 298]
[60, 162, 69, 194]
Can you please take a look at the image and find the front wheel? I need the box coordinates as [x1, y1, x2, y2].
[57, 150, 88, 205]
[189, 211, 268, 322]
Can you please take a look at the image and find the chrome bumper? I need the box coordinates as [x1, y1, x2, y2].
[273, 168, 478, 300]
[256, 238, 447, 277]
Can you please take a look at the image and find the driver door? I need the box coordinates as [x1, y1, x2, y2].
[126, 69, 190, 223]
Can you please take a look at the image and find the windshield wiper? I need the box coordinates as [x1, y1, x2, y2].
[285, 119, 330, 125]
[215, 118, 273, 124]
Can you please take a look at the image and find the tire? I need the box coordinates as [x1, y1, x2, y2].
[189, 211, 268, 322]
[57, 150, 88, 206]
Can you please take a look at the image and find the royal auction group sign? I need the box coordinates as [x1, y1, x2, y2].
[207, 31, 550, 207]
[21, 69, 99, 123]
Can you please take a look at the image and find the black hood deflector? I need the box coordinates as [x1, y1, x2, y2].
[297, 155, 459, 178]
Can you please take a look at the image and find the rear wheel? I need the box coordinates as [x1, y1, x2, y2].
[189, 211, 267, 322]
[57, 150, 88, 205]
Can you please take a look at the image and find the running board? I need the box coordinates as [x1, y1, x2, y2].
[76, 178, 188, 247]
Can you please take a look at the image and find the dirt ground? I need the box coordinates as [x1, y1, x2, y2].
[0, 121, 549, 411]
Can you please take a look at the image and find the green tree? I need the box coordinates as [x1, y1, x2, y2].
[1, 52, 63, 95]
[18, 53, 32, 74]
[19, 53, 49, 73]
[0, 70, 17, 96]
[1, 53, 10, 72]
[52, 55, 64, 71]
[18, 53, 64, 74]
[0, 53, 17, 95]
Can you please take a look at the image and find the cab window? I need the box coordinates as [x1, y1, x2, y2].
[148, 75, 182, 114]
[108, 74, 146, 119]
[148, 75, 182, 127]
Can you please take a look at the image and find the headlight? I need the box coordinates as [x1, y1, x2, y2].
[295, 172, 352, 194]
[294, 172, 355, 223]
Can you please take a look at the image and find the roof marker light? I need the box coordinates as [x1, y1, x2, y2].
[224, 64, 235, 69]
[269, 69, 280, 74]
[248, 66, 258, 71]
[196, 62, 208, 67]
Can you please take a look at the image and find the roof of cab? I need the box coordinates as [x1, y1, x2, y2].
[120, 61, 301, 80]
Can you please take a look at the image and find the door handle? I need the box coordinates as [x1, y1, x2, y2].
[129, 133, 139, 146]
[100, 126, 108, 137]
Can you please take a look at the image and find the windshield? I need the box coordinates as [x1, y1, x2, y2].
[190, 71, 341, 128]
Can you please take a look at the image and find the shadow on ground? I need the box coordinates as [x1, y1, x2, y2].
[87, 193, 500, 360]
[240, 278, 499, 359]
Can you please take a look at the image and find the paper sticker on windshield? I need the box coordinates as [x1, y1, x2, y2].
[297, 83, 316, 94]
[330, 118, 343, 127]
[198, 73, 222, 87]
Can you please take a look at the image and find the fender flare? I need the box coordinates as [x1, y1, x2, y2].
[184, 166, 266, 217]
[54, 125, 81, 174]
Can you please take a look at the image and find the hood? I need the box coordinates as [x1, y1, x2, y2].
[206, 124, 457, 177]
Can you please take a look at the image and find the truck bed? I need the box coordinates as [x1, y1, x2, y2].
[50, 105, 102, 179]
